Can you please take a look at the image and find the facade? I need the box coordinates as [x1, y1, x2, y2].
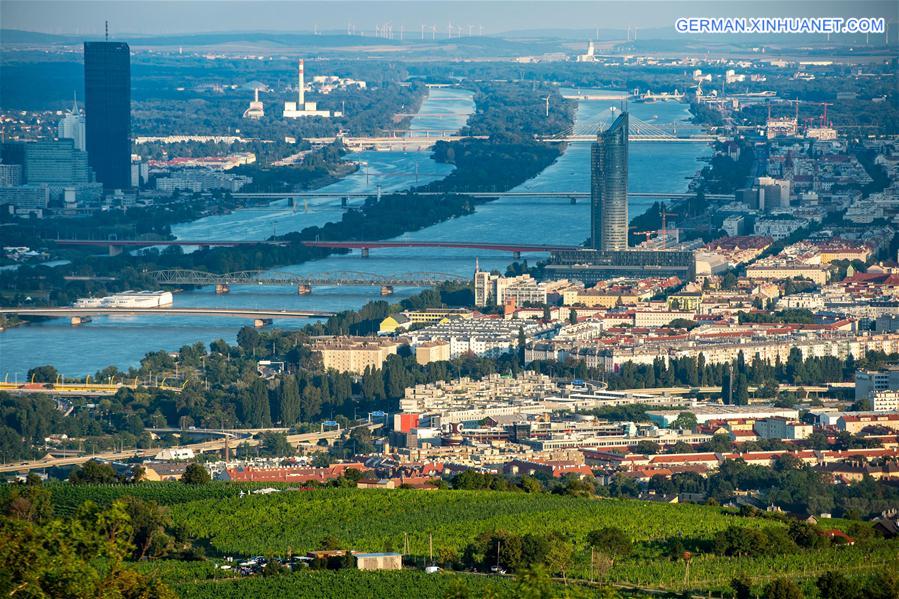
[23, 140, 92, 187]
[354, 553, 403, 571]
[474, 269, 546, 307]
[84, 41, 131, 189]
[313, 337, 402, 374]
[754, 417, 813, 440]
[415, 341, 451, 365]
[0, 164, 23, 187]
[591, 111, 628, 251]
[855, 368, 899, 402]
[872, 392, 899, 412]
[545, 249, 696, 284]
[0, 185, 50, 210]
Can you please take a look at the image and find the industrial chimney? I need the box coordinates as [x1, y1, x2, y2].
[298, 59, 305, 108]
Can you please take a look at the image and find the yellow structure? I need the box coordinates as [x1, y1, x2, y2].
[666, 292, 703, 312]
[378, 309, 471, 334]
[313, 337, 403, 374]
[415, 340, 451, 365]
[745, 264, 829, 286]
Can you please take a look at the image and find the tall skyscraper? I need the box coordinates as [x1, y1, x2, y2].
[590, 111, 629, 251]
[84, 41, 131, 189]
[58, 94, 86, 151]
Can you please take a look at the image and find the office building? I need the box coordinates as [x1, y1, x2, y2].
[591, 111, 629, 251]
[84, 41, 131, 189]
[0, 185, 50, 211]
[58, 95, 86, 151]
[23, 140, 92, 186]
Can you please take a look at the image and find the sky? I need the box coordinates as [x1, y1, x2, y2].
[1, 1, 896, 37]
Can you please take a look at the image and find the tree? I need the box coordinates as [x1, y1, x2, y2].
[1, 499, 177, 599]
[817, 571, 861, 599]
[671, 412, 698, 431]
[121, 496, 174, 560]
[69, 460, 120, 484]
[236, 326, 261, 353]
[181, 463, 210, 485]
[764, 578, 803, 599]
[634, 440, 661, 455]
[26, 365, 59, 384]
[569, 309, 577, 325]
[259, 432, 293, 457]
[731, 574, 754, 599]
[276, 377, 301, 426]
[586, 527, 632, 562]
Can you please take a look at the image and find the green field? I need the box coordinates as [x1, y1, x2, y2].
[23, 484, 899, 595]
[171, 488, 776, 555]
[162, 488, 896, 593]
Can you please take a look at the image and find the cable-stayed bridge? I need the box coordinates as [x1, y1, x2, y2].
[542, 111, 717, 143]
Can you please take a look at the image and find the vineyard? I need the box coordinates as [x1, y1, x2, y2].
[0, 481, 289, 515]
[169, 488, 782, 555]
[162, 488, 897, 593]
[150, 569, 525, 599]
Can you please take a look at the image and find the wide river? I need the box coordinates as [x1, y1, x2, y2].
[0, 88, 710, 378]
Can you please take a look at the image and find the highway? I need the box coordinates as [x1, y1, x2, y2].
[0, 423, 382, 474]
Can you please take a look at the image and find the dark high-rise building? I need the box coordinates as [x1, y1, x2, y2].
[590, 111, 628, 251]
[84, 41, 131, 189]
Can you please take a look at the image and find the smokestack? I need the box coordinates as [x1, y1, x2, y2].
[298, 59, 305, 107]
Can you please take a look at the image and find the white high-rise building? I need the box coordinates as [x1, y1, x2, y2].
[57, 94, 86, 151]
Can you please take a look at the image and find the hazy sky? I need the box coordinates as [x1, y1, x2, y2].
[1, 1, 895, 37]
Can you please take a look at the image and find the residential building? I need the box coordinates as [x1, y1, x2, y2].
[754, 417, 813, 440]
[855, 368, 899, 402]
[415, 340, 451, 365]
[312, 337, 402, 374]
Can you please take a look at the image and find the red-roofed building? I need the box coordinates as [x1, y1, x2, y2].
[222, 462, 369, 483]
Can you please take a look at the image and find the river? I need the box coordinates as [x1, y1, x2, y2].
[0, 88, 710, 379]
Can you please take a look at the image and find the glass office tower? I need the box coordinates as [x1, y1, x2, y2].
[84, 41, 131, 189]
[590, 111, 629, 251]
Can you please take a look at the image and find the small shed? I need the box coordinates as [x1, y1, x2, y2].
[355, 552, 403, 571]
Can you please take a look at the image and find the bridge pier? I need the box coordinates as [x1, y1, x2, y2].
[70, 316, 91, 326]
[341, 197, 348, 207]
[297, 284, 312, 295]
[512, 251, 521, 260]
[380, 285, 394, 296]
[569, 196, 577, 204]
[215, 283, 230, 295]
[253, 318, 273, 328]
[360, 248, 370, 258]
[108, 245, 122, 257]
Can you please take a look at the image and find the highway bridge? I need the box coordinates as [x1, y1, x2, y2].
[0, 307, 332, 326]
[151, 269, 467, 295]
[300, 240, 579, 258]
[0, 422, 382, 474]
[230, 191, 732, 202]
[52, 238, 581, 256]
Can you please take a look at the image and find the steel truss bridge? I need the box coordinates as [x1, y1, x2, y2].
[151, 269, 467, 293]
